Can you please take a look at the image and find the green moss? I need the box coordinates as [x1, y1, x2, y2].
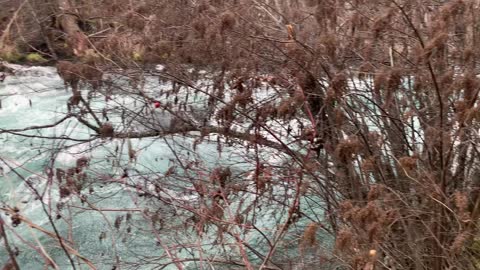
[0, 50, 23, 62]
[25, 53, 47, 63]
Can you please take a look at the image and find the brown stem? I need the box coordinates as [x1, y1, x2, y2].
[0, 216, 20, 270]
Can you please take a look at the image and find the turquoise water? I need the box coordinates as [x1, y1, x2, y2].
[0, 66, 223, 269]
[0, 66, 332, 269]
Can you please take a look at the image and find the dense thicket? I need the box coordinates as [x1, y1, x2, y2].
[2, 0, 480, 269]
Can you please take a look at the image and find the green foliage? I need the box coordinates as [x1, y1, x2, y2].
[25, 53, 47, 63]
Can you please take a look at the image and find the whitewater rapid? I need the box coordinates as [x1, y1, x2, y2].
[0, 65, 332, 270]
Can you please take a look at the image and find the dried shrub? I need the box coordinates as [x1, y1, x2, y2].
[423, 32, 449, 59]
[276, 99, 297, 119]
[193, 182, 207, 197]
[57, 61, 81, 88]
[399, 156, 417, 172]
[220, 11, 236, 32]
[371, 10, 393, 38]
[330, 72, 347, 96]
[8, 0, 480, 269]
[232, 87, 253, 109]
[99, 123, 114, 138]
[76, 157, 89, 170]
[355, 202, 380, 226]
[80, 64, 103, 90]
[57, 61, 103, 90]
[216, 104, 235, 125]
[335, 137, 362, 163]
[59, 185, 71, 198]
[125, 12, 145, 31]
[367, 185, 385, 202]
[254, 164, 272, 193]
[210, 201, 224, 220]
[336, 228, 355, 252]
[192, 18, 208, 38]
[11, 213, 21, 227]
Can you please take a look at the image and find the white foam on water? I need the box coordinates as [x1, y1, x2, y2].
[56, 142, 92, 166]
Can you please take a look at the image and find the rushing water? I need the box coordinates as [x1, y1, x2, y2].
[0, 66, 226, 269]
[0, 65, 332, 270]
[0, 66, 150, 268]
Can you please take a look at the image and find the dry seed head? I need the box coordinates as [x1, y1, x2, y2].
[353, 256, 368, 270]
[367, 222, 382, 242]
[361, 157, 376, 174]
[300, 181, 310, 196]
[355, 202, 380, 225]
[340, 202, 360, 222]
[335, 137, 362, 163]
[402, 110, 415, 122]
[99, 123, 114, 138]
[453, 191, 469, 211]
[451, 231, 469, 254]
[336, 228, 354, 251]
[367, 185, 384, 201]
[339, 200, 354, 213]
[399, 156, 417, 172]
[301, 222, 319, 248]
[384, 68, 401, 106]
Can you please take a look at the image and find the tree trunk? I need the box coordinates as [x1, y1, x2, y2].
[57, 0, 89, 56]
